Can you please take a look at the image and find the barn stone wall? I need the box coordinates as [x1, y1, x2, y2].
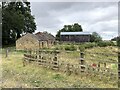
[47, 40, 54, 48]
[16, 33, 55, 50]
[16, 34, 40, 50]
[39, 41, 48, 48]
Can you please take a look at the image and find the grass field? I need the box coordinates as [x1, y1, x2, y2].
[1, 46, 118, 88]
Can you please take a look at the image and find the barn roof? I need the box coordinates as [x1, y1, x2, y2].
[16, 33, 38, 42]
[60, 32, 91, 35]
[16, 32, 55, 42]
[35, 33, 48, 41]
[42, 32, 55, 40]
[35, 32, 55, 41]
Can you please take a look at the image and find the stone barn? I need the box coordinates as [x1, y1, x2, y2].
[16, 32, 55, 50]
[60, 32, 91, 43]
[35, 32, 55, 48]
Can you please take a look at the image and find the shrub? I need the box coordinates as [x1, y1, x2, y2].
[97, 41, 115, 47]
[79, 42, 97, 50]
[83, 42, 97, 49]
[64, 45, 77, 51]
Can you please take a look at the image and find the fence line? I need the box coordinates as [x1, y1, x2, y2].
[23, 49, 118, 82]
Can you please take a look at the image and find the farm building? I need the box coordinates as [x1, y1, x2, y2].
[60, 32, 91, 43]
[35, 32, 55, 47]
[16, 32, 55, 50]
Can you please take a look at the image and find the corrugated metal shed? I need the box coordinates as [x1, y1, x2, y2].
[60, 32, 91, 35]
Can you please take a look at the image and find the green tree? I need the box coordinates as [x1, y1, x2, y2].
[56, 23, 83, 40]
[2, 1, 36, 46]
[111, 36, 120, 46]
[90, 32, 102, 42]
[73, 23, 83, 32]
[68, 25, 73, 32]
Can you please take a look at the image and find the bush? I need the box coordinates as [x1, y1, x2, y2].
[97, 41, 115, 47]
[84, 42, 97, 49]
[79, 42, 97, 50]
[64, 45, 77, 51]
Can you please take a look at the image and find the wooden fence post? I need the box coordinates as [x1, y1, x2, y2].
[39, 50, 41, 59]
[52, 51, 59, 71]
[5, 48, 9, 58]
[98, 62, 100, 72]
[80, 52, 86, 72]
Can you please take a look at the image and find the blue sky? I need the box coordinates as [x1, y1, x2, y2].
[29, 0, 118, 40]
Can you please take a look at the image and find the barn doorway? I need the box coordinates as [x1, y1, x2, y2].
[42, 42, 44, 48]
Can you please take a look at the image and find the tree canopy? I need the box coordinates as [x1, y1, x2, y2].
[2, 1, 36, 46]
[56, 23, 83, 40]
[90, 32, 102, 42]
[111, 36, 120, 46]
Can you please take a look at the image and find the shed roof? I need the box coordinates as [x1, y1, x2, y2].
[60, 32, 91, 35]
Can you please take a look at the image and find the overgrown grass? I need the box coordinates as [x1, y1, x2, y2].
[1, 46, 118, 88]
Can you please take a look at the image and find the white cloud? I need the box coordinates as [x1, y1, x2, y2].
[30, 2, 118, 40]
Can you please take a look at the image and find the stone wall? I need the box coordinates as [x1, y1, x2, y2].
[16, 33, 55, 50]
[16, 34, 40, 50]
[39, 41, 48, 48]
[47, 40, 55, 48]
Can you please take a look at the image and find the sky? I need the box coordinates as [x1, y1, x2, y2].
[29, 1, 118, 40]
